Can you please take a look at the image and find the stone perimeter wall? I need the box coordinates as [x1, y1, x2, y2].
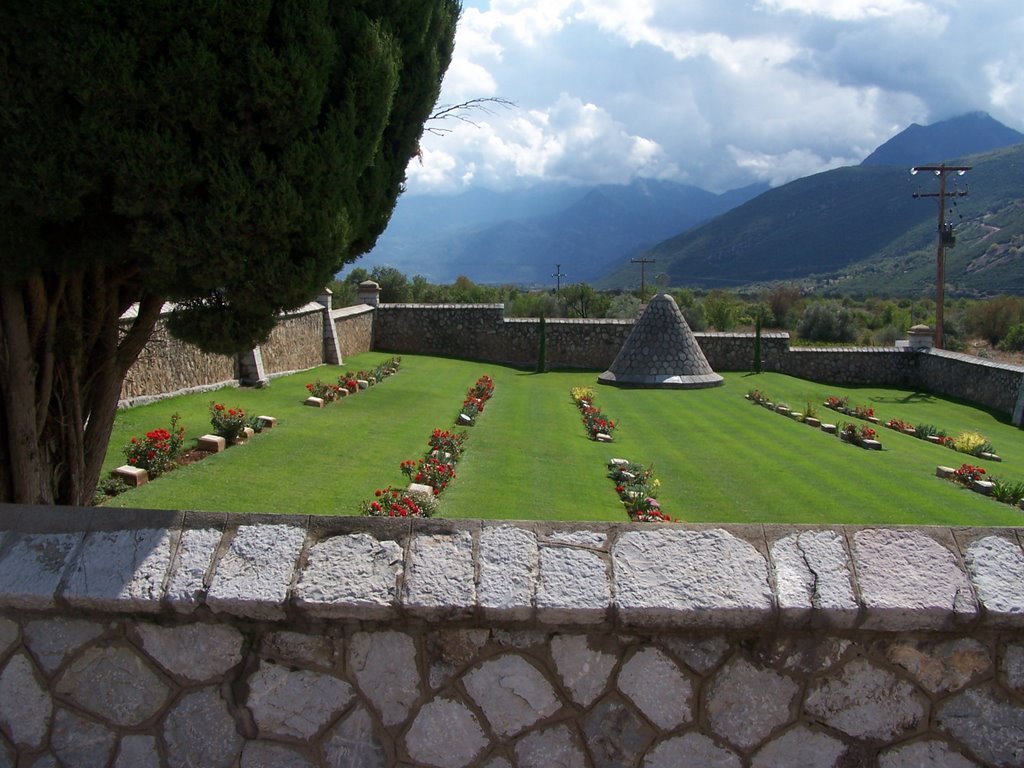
[2, 507, 1024, 767]
[373, 305, 1024, 421]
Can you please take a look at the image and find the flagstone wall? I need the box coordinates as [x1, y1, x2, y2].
[119, 302, 1024, 423]
[1, 507, 1024, 767]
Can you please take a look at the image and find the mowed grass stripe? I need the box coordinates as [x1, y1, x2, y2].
[101, 358, 1024, 525]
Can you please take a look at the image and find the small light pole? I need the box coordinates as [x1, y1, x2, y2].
[911, 164, 970, 349]
[631, 257, 656, 303]
[552, 264, 567, 296]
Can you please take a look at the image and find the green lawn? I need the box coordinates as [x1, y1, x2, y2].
[101, 353, 1024, 525]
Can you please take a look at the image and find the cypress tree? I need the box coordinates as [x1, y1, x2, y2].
[536, 315, 548, 373]
[0, 0, 459, 504]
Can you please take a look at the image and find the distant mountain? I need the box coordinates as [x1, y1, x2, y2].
[598, 114, 1024, 296]
[357, 178, 768, 284]
[861, 111, 1024, 167]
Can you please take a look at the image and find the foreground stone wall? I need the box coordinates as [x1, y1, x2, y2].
[2, 506, 1023, 767]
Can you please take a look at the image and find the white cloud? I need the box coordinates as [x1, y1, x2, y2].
[414, 0, 1024, 194]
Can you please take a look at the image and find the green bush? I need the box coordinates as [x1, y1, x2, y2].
[797, 301, 857, 343]
[997, 323, 1024, 352]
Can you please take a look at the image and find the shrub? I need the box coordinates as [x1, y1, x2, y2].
[209, 402, 247, 441]
[361, 486, 436, 517]
[952, 464, 986, 486]
[951, 431, 993, 457]
[991, 478, 1024, 506]
[797, 301, 857, 343]
[307, 380, 342, 402]
[998, 323, 1024, 352]
[93, 476, 130, 505]
[122, 414, 185, 477]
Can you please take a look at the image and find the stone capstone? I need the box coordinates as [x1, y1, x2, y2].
[963, 535, 1024, 626]
[853, 529, 977, 630]
[462, 654, 560, 737]
[478, 525, 538, 620]
[63, 528, 173, 613]
[207, 524, 306, 621]
[403, 532, 475, 618]
[613, 528, 772, 627]
[536, 545, 609, 624]
[246, 661, 353, 740]
[770, 530, 857, 627]
[54, 645, 170, 727]
[165, 527, 222, 612]
[294, 533, 403, 619]
[0, 532, 83, 610]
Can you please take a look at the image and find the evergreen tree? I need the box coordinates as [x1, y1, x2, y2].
[0, 0, 459, 504]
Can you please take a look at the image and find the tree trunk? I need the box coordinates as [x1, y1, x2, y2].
[0, 269, 162, 506]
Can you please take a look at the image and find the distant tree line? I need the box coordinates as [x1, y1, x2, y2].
[332, 268, 1024, 353]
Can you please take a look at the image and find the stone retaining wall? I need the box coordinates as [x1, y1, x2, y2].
[1, 506, 1023, 767]
[119, 319, 236, 405]
[332, 304, 375, 358]
[119, 302, 1024, 423]
[260, 309, 324, 376]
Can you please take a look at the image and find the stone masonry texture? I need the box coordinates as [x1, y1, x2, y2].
[1, 508, 1024, 765]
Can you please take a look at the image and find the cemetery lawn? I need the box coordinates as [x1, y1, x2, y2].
[100, 353, 1024, 525]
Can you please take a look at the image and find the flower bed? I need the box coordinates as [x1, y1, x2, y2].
[607, 459, 671, 522]
[940, 462, 1024, 509]
[305, 356, 401, 406]
[571, 386, 617, 441]
[746, 391, 882, 448]
[824, 394, 1000, 461]
[458, 374, 495, 425]
[362, 374, 492, 517]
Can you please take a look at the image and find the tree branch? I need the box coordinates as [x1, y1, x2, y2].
[425, 97, 516, 136]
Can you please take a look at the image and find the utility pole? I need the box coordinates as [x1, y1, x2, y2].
[631, 257, 656, 302]
[911, 164, 970, 349]
[551, 264, 567, 295]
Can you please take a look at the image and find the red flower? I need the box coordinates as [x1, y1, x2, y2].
[375, 489, 383, 497]
[214, 403, 224, 411]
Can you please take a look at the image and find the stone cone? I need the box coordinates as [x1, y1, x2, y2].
[598, 292, 723, 389]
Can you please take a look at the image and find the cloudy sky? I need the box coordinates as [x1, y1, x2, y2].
[407, 0, 1024, 195]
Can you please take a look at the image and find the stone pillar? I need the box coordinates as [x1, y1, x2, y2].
[907, 324, 934, 351]
[358, 280, 381, 307]
[237, 346, 268, 387]
[317, 288, 343, 365]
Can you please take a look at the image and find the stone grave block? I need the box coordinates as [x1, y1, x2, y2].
[936, 466, 956, 479]
[113, 465, 149, 487]
[197, 435, 227, 453]
[257, 416, 277, 429]
[304, 396, 325, 408]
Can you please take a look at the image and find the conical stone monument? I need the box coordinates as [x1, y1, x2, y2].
[599, 281, 723, 389]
